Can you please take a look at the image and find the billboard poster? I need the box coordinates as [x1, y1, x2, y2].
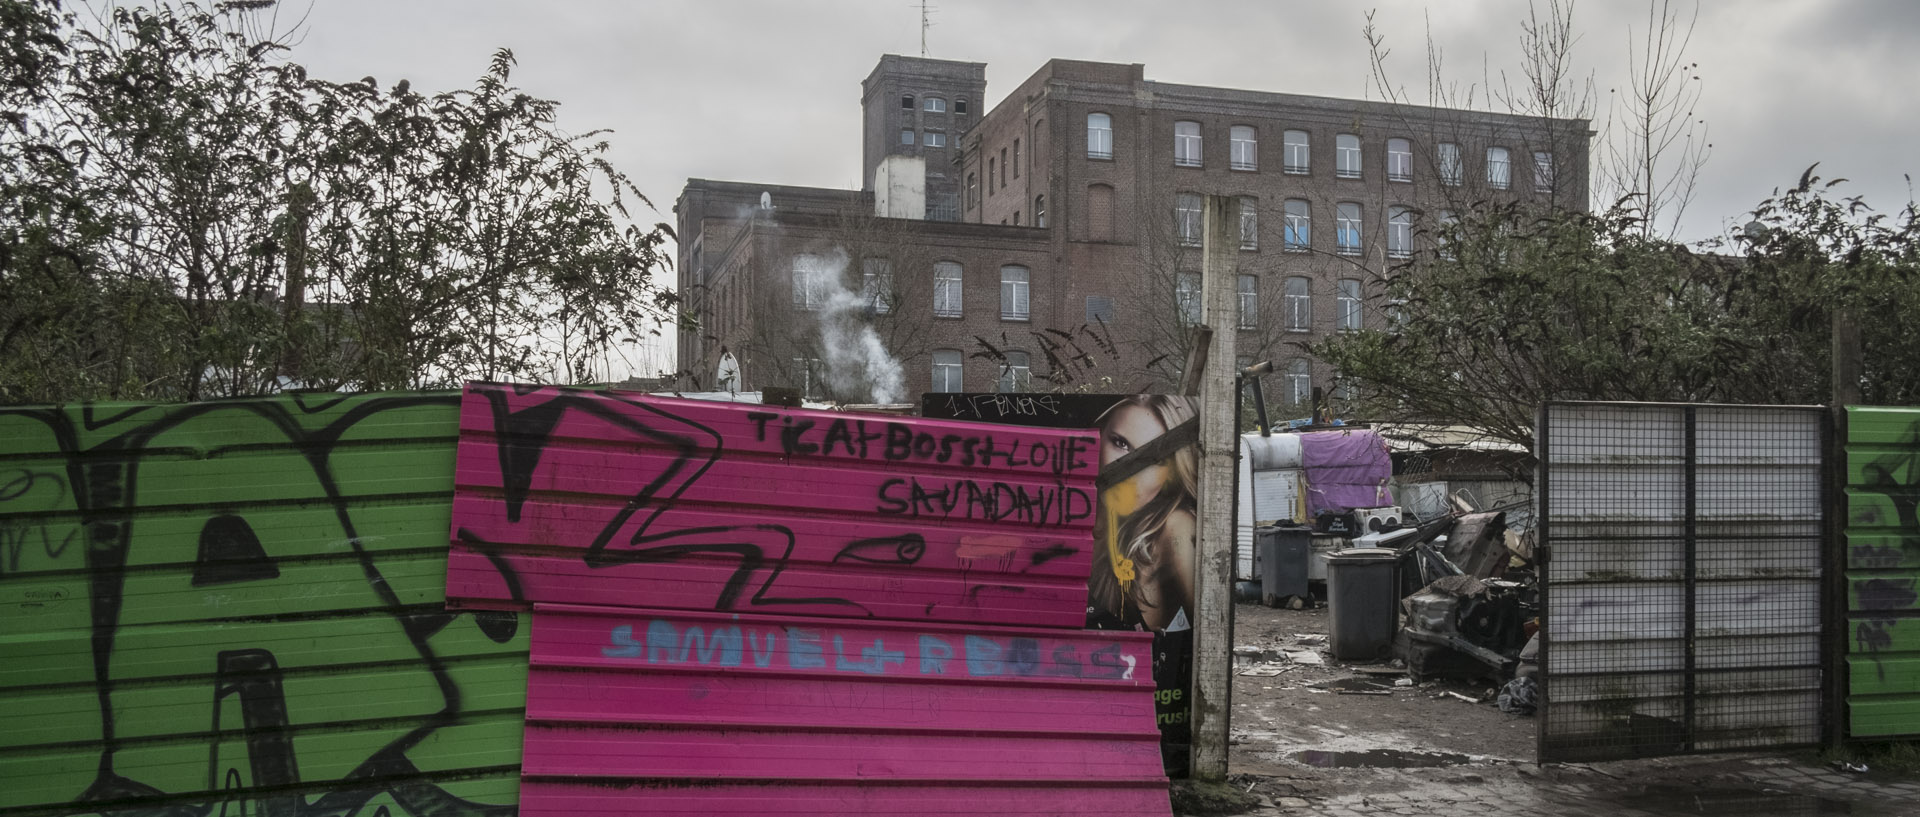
[922, 392, 1199, 776]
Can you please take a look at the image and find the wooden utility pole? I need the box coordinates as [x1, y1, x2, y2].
[1190, 195, 1239, 780]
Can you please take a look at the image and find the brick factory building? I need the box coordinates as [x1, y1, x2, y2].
[674, 55, 1587, 404]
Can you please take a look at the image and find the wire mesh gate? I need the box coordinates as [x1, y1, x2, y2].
[1538, 402, 1829, 762]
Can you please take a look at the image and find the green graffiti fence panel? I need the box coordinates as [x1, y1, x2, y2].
[0, 394, 528, 817]
[1846, 406, 1920, 738]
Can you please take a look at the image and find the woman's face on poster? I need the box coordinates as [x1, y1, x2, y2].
[1100, 402, 1171, 504]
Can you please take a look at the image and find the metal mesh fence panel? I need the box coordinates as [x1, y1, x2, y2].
[1539, 402, 1826, 762]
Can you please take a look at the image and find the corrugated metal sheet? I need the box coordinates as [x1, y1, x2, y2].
[447, 384, 1100, 627]
[1844, 406, 1920, 738]
[1540, 402, 1824, 761]
[519, 604, 1166, 817]
[0, 394, 526, 817]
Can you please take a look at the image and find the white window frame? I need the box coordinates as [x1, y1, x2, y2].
[924, 96, 946, 113]
[1283, 129, 1310, 174]
[1174, 120, 1203, 167]
[1000, 265, 1030, 321]
[1087, 112, 1113, 159]
[1239, 196, 1258, 250]
[1284, 276, 1311, 332]
[1236, 274, 1258, 330]
[1336, 202, 1363, 255]
[791, 253, 829, 311]
[1336, 278, 1362, 331]
[1534, 150, 1554, 193]
[1387, 206, 1413, 259]
[1438, 142, 1463, 186]
[1287, 360, 1311, 407]
[1336, 133, 1362, 179]
[934, 261, 963, 317]
[1487, 146, 1511, 190]
[1035, 194, 1047, 228]
[924, 131, 946, 148]
[997, 351, 1032, 393]
[861, 258, 892, 314]
[1387, 137, 1412, 182]
[900, 129, 915, 146]
[1230, 125, 1258, 171]
[1176, 272, 1202, 326]
[931, 349, 963, 393]
[1174, 193, 1203, 246]
[1283, 199, 1310, 251]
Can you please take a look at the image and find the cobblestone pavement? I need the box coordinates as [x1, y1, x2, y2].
[1220, 753, 1920, 816]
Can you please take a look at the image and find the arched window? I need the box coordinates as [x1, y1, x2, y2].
[1000, 265, 1030, 321]
[1087, 113, 1113, 159]
[1283, 129, 1311, 174]
[1286, 360, 1312, 406]
[1336, 202, 1363, 255]
[1387, 138, 1413, 182]
[1387, 206, 1413, 258]
[1284, 277, 1311, 331]
[1174, 192, 1203, 246]
[1487, 146, 1511, 189]
[1283, 199, 1311, 250]
[1336, 133, 1362, 178]
[901, 95, 914, 110]
[997, 351, 1032, 393]
[1337, 279, 1363, 330]
[1239, 196, 1258, 250]
[1174, 120, 1202, 167]
[1230, 125, 1258, 170]
[934, 261, 963, 317]
[1438, 143, 1463, 186]
[931, 349, 964, 392]
[1237, 274, 1259, 329]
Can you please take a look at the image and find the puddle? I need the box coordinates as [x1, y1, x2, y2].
[1290, 749, 1474, 768]
[1608, 787, 1869, 816]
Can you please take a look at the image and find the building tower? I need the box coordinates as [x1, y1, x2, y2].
[861, 55, 986, 221]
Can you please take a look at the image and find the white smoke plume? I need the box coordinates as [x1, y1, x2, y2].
[797, 249, 905, 404]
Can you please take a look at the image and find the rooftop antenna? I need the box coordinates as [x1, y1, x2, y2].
[916, 0, 936, 57]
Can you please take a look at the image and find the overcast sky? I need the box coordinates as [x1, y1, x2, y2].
[286, 0, 1920, 372]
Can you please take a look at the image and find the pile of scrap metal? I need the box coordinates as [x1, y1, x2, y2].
[1382, 509, 1541, 689]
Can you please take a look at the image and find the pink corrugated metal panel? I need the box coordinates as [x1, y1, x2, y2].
[521, 604, 1169, 817]
[447, 384, 1100, 627]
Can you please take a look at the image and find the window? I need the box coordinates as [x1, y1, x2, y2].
[1174, 192, 1203, 246]
[1336, 202, 1362, 255]
[1387, 138, 1412, 182]
[1283, 199, 1311, 250]
[861, 258, 892, 314]
[1284, 276, 1311, 332]
[794, 357, 825, 400]
[1438, 142, 1463, 186]
[1337, 278, 1362, 330]
[924, 97, 946, 113]
[791, 253, 830, 310]
[901, 95, 914, 110]
[924, 131, 946, 148]
[1035, 195, 1047, 228]
[966, 173, 978, 210]
[1013, 211, 1021, 226]
[1013, 139, 1021, 178]
[956, 98, 968, 115]
[1086, 295, 1114, 324]
[1174, 120, 1202, 167]
[1534, 150, 1554, 193]
[1333, 371, 1357, 402]
[1088, 183, 1115, 241]
[1176, 273, 1202, 326]
[931, 349, 963, 393]
[1231, 125, 1258, 170]
[988, 158, 995, 194]
[1286, 360, 1311, 407]
[1487, 146, 1511, 189]
[1000, 265, 1030, 321]
[999, 147, 1008, 186]
[1239, 196, 1258, 250]
[996, 351, 1032, 393]
[1237, 274, 1259, 329]
[1087, 113, 1113, 159]
[901, 129, 915, 146]
[1336, 133, 1362, 179]
[1438, 209, 1458, 259]
[934, 261, 963, 317]
[1387, 206, 1413, 259]
[1283, 129, 1310, 174]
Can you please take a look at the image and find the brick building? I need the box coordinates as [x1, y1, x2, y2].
[675, 55, 1587, 404]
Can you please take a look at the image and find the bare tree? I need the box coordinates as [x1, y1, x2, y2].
[1597, 0, 1709, 237]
